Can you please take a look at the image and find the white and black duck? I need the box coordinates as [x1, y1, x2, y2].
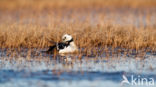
[46, 34, 78, 54]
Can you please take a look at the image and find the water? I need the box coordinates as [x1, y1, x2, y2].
[0, 48, 156, 87]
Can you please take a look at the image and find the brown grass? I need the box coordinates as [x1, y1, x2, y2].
[0, 0, 156, 11]
[0, 0, 156, 53]
[0, 22, 155, 51]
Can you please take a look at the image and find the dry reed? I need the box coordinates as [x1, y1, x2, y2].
[0, 0, 156, 54]
[0, 23, 155, 51]
[1, 0, 156, 11]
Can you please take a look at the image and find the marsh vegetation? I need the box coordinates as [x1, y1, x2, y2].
[0, 0, 156, 87]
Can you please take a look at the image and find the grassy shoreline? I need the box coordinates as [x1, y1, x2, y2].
[0, 23, 155, 51]
[0, 0, 155, 52]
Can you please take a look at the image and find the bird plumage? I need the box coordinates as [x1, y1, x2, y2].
[45, 34, 78, 54]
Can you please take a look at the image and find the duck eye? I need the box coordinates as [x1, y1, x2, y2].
[63, 37, 66, 40]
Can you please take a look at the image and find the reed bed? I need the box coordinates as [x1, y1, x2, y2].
[0, 0, 156, 57]
[1, 0, 156, 11]
[0, 22, 155, 50]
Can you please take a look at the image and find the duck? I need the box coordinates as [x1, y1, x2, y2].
[46, 34, 78, 54]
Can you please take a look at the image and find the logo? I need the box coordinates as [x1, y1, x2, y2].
[121, 75, 155, 86]
[121, 75, 130, 85]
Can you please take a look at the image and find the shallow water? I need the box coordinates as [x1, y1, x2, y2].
[0, 48, 156, 87]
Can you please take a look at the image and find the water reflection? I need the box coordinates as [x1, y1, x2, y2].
[0, 48, 156, 87]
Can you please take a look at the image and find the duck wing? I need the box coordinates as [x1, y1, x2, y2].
[41, 45, 57, 54]
[57, 42, 68, 50]
[47, 45, 56, 52]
